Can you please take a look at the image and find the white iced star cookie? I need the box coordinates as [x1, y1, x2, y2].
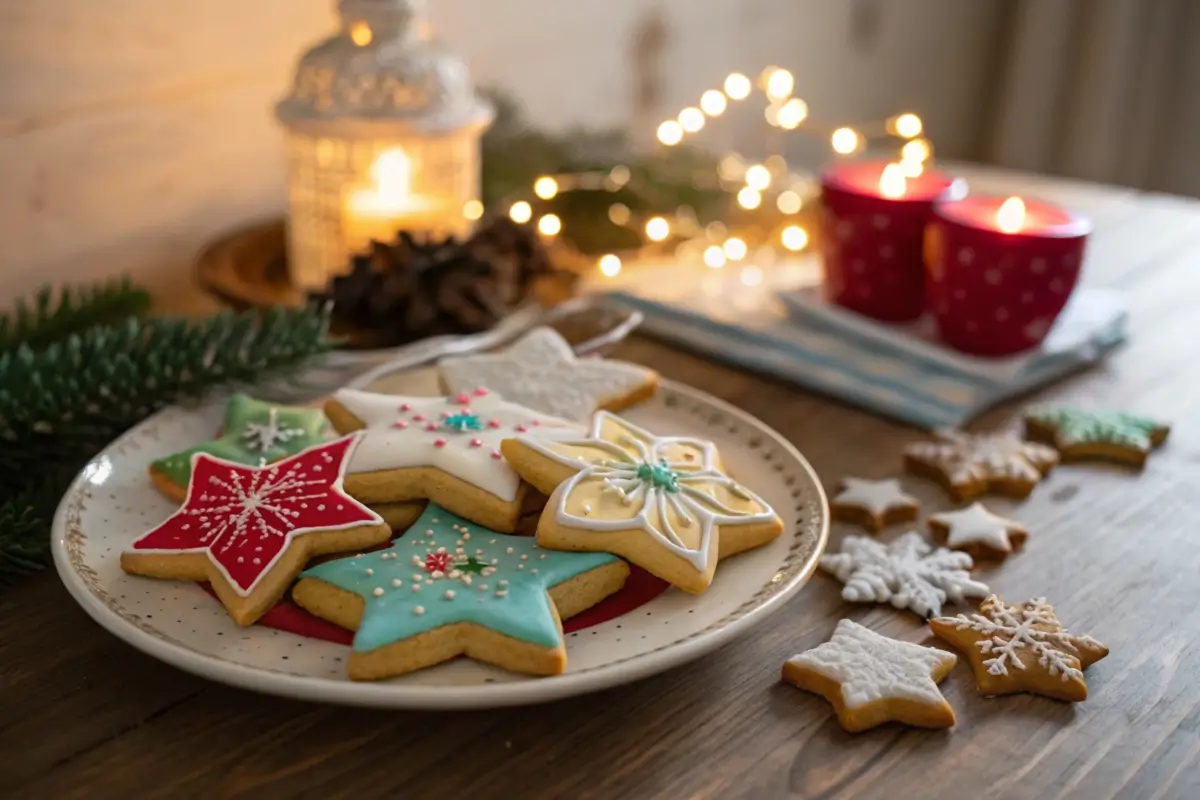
[438, 326, 659, 422]
[820, 531, 991, 618]
[830, 477, 919, 532]
[928, 502, 1028, 560]
[500, 411, 783, 594]
[324, 388, 580, 533]
[782, 619, 957, 732]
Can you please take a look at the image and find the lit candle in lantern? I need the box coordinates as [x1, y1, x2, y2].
[926, 194, 1091, 356]
[819, 159, 962, 322]
[341, 148, 450, 254]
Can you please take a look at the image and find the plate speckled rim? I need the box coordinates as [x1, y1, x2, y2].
[51, 379, 828, 709]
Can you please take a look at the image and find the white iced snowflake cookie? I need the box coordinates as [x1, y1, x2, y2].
[437, 327, 659, 422]
[819, 531, 990, 618]
[931, 595, 1108, 701]
[830, 477, 919, 532]
[782, 619, 957, 732]
[928, 503, 1028, 560]
[904, 429, 1058, 501]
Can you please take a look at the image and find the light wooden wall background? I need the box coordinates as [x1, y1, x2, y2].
[0, 0, 1003, 307]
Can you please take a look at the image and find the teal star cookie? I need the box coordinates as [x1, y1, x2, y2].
[1025, 408, 1169, 467]
[149, 394, 328, 499]
[293, 503, 630, 680]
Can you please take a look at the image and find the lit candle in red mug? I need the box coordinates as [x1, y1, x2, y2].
[926, 194, 1090, 356]
[820, 160, 963, 322]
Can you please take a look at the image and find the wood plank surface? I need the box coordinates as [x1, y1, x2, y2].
[5, 176, 1200, 799]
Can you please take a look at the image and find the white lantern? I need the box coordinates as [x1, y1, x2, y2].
[276, 0, 494, 290]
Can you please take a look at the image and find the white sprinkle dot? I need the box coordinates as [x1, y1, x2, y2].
[411, 584, 421, 592]
[444, 590, 456, 600]
[495, 590, 509, 598]
[539, 554, 546, 559]
[365, 568, 374, 576]
[431, 518, 440, 523]
[489, 539, 496, 544]
[506, 547, 514, 554]
[517, 564, 525, 570]
[412, 573, 422, 581]
[499, 579, 509, 587]
[252, 558, 261, 565]
[392, 578, 403, 587]
[456, 540, 463, 546]
[462, 533, 471, 540]
[413, 606, 425, 615]
[491, 558, 499, 565]
[372, 587, 384, 597]
[531, 569, 538, 574]
[520, 554, 528, 560]
[237, 556, 244, 564]
[479, 584, 489, 591]
[317, 504, 325, 511]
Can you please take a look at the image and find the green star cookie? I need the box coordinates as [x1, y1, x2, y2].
[293, 503, 629, 680]
[149, 394, 328, 499]
[1025, 408, 1169, 467]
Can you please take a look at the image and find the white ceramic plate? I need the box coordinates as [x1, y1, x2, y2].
[52, 379, 828, 709]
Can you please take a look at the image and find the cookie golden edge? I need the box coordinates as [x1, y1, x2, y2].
[927, 517, 1028, 561]
[830, 501, 918, 533]
[293, 560, 630, 680]
[903, 453, 1043, 501]
[120, 521, 393, 626]
[780, 657, 957, 732]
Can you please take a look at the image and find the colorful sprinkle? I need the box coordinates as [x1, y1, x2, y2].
[491, 450, 503, 460]
[454, 393, 471, 404]
[474, 387, 489, 397]
[400, 403, 412, 411]
[487, 419, 501, 428]
[444, 590, 456, 600]
[391, 578, 403, 587]
[470, 438, 483, 447]
[413, 414, 426, 422]
[392, 420, 408, 429]
[372, 587, 384, 597]
[434, 438, 447, 447]
[413, 605, 425, 615]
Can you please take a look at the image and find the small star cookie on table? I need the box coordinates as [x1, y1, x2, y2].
[904, 429, 1059, 501]
[928, 502, 1028, 561]
[293, 503, 630, 679]
[148, 394, 328, 502]
[122, 435, 392, 626]
[324, 387, 579, 533]
[782, 619, 958, 732]
[819, 531, 990, 618]
[500, 411, 783, 594]
[437, 326, 659, 422]
[930, 595, 1108, 701]
[1024, 407, 1170, 468]
[830, 477, 919, 532]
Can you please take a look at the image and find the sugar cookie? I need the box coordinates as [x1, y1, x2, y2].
[782, 619, 957, 732]
[293, 503, 629, 679]
[1024, 408, 1169, 468]
[928, 502, 1027, 560]
[122, 435, 391, 626]
[904, 429, 1058, 501]
[830, 477, 918, 532]
[324, 387, 579, 532]
[438, 326, 658, 422]
[930, 594, 1108, 701]
[501, 411, 783, 594]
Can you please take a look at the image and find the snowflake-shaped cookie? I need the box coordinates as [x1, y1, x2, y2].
[819, 531, 990, 618]
[904, 429, 1058, 501]
[830, 477, 919, 532]
[927, 502, 1028, 560]
[1025, 408, 1169, 468]
[930, 595, 1108, 701]
[782, 619, 958, 732]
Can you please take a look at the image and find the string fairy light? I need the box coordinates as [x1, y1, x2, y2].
[700, 89, 727, 116]
[533, 176, 558, 200]
[678, 107, 705, 133]
[724, 72, 752, 100]
[537, 214, 562, 236]
[598, 254, 622, 277]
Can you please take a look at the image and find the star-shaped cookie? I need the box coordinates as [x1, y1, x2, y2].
[293, 503, 629, 679]
[820, 531, 990, 618]
[149, 394, 328, 502]
[1025, 407, 1169, 468]
[782, 619, 957, 732]
[904, 429, 1059, 501]
[123, 435, 391, 625]
[438, 326, 659, 422]
[324, 387, 579, 532]
[928, 503, 1027, 560]
[930, 595, 1108, 701]
[501, 411, 783, 594]
[830, 477, 919, 532]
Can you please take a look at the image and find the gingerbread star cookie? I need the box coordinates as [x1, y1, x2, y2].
[294, 503, 629, 679]
[149, 394, 328, 502]
[324, 387, 579, 533]
[928, 503, 1028, 561]
[830, 477, 919, 532]
[438, 326, 659, 422]
[1024, 408, 1169, 468]
[783, 619, 958, 732]
[904, 429, 1059, 501]
[819, 531, 990, 618]
[501, 411, 783, 594]
[122, 435, 391, 626]
[930, 595, 1108, 701]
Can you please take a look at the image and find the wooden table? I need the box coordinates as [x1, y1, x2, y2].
[4, 168, 1200, 799]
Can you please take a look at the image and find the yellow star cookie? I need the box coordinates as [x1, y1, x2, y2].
[782, 619, 957, 732]
[500, 411, 783, 594]
[930, 594, 1108, 701]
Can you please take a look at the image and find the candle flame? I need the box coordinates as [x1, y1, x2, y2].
[997, 196, 1026, 233]
[372, 148, 413, 205]
[879, 163, 907, 199]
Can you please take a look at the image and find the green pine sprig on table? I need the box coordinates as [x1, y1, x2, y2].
[0, 277, 151, 352]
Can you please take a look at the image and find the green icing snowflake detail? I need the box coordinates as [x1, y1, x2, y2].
[636, 459, 682, 493]
[1031, 408, 1164, 450]
[442, 411, 483, 432]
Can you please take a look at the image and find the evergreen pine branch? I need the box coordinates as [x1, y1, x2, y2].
[0, 277, 152, 353]
[0, 304, 332, 493]
[0, 468, 79, 584]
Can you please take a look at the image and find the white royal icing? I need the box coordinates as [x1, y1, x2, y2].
[514, 411, 778, 572]
[334, 388, 579, 502]
[241, 407, 307, 453]
[832, 477, 917, 516]
[787, 619, 956, 711]
[437, 327, 656, 422]
[905, 429, 1057, 488]
[929, 503, 1026, 554]
[819, 531, 990, 618]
